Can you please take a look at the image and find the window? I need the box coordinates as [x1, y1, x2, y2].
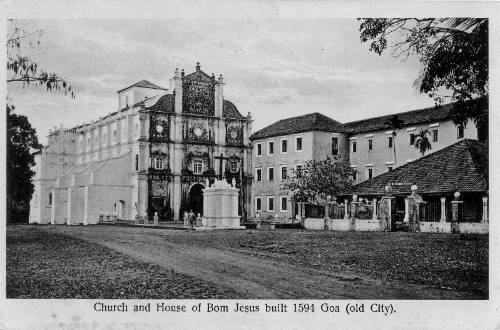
[432, 129, 438, 142]
[409, 133, 415, 145]
[280, 166, 288, 180]
[368, 139, 373, 151]
[256, 143, 262, 156]
[352, 141, 357, 153]
[353, 170, 357, 181]
[387, 166, 393, 172]
[281, 139, 288, 153]
[267, 167, 274, 181]
[267, 141, 274, 155]
[48, 192, 53, 206]
[332, 137, 339, 155]
[295, 137, 303, 151]
[295, 164, 303, 178]
[229, 161, 238, 173]
[193, 160, 203, 174]
[280, 196, 288, 212]
[125, 95, 129, 107]
[368, 168, 373, 179]
[255, 197, 262, 212]
[256, 168, 262, 182]
[135, 154, 139, 171]
[267, 196, 275, 211]
[457, 125, 464, 139]
[153, 158, 164, 170]
[388, 136, 393, 148]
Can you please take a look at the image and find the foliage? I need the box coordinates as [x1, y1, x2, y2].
[7, 20, 74, 97]
[414, 128, 433, 155]
[282, 156, 354, 205]
[359, 18, 488, 140]
[7, 104, 43, 222]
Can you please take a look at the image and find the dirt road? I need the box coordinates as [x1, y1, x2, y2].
[37, 225, 474, 299]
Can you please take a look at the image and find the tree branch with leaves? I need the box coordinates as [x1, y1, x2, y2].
[282, 157, 355, 207]
[359, 18, 488, 141]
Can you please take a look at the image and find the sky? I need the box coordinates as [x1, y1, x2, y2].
[7, 19, 437, 144]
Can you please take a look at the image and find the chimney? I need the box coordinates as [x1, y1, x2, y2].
[196, 62, 201, 71]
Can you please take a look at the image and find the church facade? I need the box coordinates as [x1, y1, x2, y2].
[29, 63, 253, 224]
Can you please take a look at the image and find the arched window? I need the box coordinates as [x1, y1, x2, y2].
[48, 192, 53, 206]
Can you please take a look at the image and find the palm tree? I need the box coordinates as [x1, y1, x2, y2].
[384, 115, 404, 165]
[414, 128, 432, 156]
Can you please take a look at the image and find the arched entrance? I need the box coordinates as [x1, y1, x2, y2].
[188, 183, 204, 216]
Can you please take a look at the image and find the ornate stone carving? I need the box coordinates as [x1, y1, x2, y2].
[225, 122, 243, 145]
[151, 180, 168, 196]
[150, 115, 169, 141]
[182, 72, 215, 115]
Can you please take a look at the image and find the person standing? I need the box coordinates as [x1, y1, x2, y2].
[188, 210, 196, 230]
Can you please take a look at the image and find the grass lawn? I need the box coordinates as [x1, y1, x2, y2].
[158, 229, 488, 297]
[6, 226, 240, 299]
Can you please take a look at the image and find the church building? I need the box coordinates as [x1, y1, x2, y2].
[29, 63, 253, 224]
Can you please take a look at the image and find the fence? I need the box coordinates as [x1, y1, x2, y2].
[356, 204, 374, 220]
[329, 203, 346, 219]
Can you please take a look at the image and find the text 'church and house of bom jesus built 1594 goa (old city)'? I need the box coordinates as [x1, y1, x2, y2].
[29, 63, 253, 224]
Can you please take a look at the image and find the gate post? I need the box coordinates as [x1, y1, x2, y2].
[379, 186, 395, 231]
[407, 185, 426, 232]
[451, 191, 463, 233]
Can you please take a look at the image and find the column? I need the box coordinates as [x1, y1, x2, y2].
[172, 176, 182, 221]
[440, 197, 447, 222]
[482, 196, 488, 223]
[344, 199, 349, 220]
[403, 198, 409, 222]
[451, 191, 462, 233]
[372, 198, 377, 220]
[137, 175, 147, 221]
[50, 188, 56, 225]
[83, 186, 89, 225]
[66, 188, 72, 225]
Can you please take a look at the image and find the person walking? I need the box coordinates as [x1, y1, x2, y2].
[188, 210, 196, 230]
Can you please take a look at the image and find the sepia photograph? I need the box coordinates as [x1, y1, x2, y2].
[2, 1, 497, 328]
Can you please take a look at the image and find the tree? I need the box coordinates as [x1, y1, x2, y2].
[7, 20, 75, 223]
[384, 114, 404, 165]
[7, 104, 43, 223]
[414, 128, 432, 156]
[282, 157, 355, 208]
[7, 20, 74, 97]
[359, 18, 488, 141]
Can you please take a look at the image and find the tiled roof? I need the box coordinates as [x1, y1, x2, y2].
[223, 100, 245, 119]
[250, 112, 345, 140]
[345, 103, 454, 134]
[118, 79, 168, 93]
[146, 95, 245, 119]
[146, 94, 174, 112]
[349, 139, 488, 196]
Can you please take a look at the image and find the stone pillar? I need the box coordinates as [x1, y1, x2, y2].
[407, 185, 426, 232]
[172, 176, 182, 221]
[215, 74, 224, 118]
[403, 198, 409, 222]
[350, 195, 360, 231]
[439, 197, 446, 222]
[153, 212, 159, 226]
[325, 197, 332, 219]
[482, 196, 488, 223]
[137, 175, 148, 221]
[83, 186, 89, 225]
[66, 188, 72, 225]
[372, 198, 378, 220]
[50, 188, 56, 225]
[344, 199, 349, 219]
[379, 186, 395, 231]
[173, 68, 183, 114]
[451, 191, 463, 233]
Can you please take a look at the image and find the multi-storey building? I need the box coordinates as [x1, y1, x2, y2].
[29, 63, 253, 224]
[250, 113, 348, 219]
[250, 103, 479, 219]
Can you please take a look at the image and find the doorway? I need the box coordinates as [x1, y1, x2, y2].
[188, 183, 204, 216]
